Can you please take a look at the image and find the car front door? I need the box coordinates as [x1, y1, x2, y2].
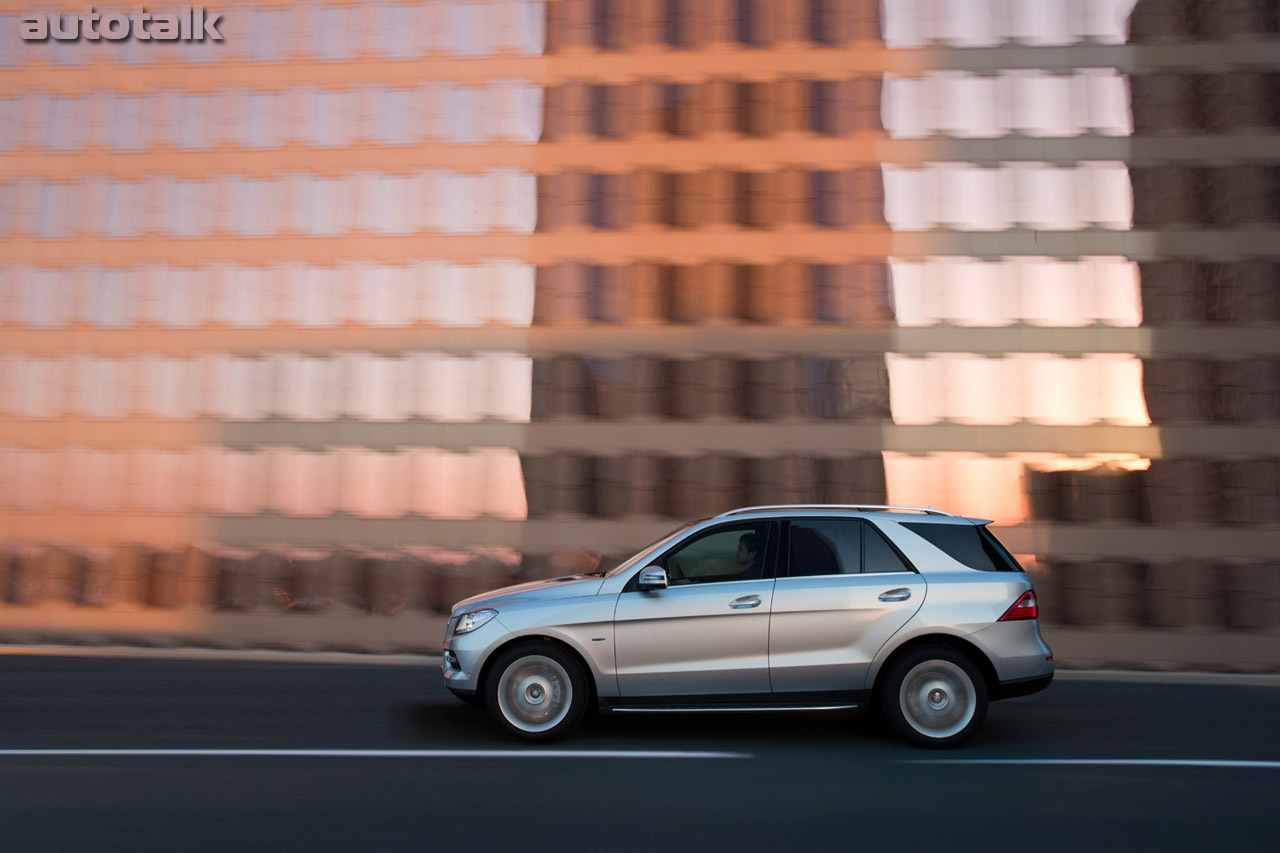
[769, 518, 925, 694]
[613, 521, 777, 697]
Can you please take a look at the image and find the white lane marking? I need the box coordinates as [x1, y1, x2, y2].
[0, 749, 749, 760]
[903, 759, 1280, 769]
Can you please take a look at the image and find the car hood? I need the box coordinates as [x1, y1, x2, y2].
[451, 574, 606, 614]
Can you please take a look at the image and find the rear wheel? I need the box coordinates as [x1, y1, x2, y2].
[881, 646, 987, 748]
[485, 642, 588, 741]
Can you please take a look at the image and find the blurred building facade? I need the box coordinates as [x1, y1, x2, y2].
[0, 0, 1277, 658]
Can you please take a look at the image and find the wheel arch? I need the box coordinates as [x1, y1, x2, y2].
[475, 633, 600, 706]
[870, 633, 999, 703]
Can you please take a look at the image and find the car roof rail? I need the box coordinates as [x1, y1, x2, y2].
[715, 504, 955, 518]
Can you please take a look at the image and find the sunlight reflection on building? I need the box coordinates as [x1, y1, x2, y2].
[878, 0, 1152, 525]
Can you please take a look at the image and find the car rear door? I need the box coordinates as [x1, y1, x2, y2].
[768, 518, 925, 694]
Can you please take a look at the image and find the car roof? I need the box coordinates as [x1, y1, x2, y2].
[711, 505, 991, 525]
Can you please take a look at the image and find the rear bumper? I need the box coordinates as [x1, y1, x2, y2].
[992, 672, 1053, 701]
[964, 619, 1055, 684]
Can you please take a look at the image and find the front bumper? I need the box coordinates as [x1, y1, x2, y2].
[441, 616, 511, 694]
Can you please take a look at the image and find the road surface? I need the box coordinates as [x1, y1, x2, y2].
[1, 653, 1276, 851]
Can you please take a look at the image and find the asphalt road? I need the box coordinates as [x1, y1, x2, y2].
[1, 654, 1277, 852]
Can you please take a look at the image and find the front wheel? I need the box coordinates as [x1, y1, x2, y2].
[485, 642, 589, 741]
[881, 646, 988, 748]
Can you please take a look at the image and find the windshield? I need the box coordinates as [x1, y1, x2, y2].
[603, 520, 702, 578]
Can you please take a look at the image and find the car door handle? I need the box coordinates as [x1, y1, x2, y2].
[729, 595, 762, 609]
[878, 588, 912, 602]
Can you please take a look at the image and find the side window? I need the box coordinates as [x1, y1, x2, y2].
[659, 522, 773, 585]
[788, 519, 863, 576]
[898, 522, 1019, 572]
[864, 524, 915, 573]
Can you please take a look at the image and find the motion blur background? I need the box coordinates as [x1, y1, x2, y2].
[0, 0, 1276, 669]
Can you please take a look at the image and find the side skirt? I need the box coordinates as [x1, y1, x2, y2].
[599, 690, 869, 713]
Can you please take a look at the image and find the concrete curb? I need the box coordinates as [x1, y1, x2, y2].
[0, 603, 450, 655]
[1054, 669, 1280, 688]
[5, 643, 1280, 687]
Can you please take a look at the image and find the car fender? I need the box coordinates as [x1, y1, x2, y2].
[483, 594, 621, 698]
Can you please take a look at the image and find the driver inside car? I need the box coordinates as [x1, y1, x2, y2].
[735, 532, 763, 580]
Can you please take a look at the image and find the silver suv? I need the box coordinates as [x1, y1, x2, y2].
[441, 505, 1053, 747]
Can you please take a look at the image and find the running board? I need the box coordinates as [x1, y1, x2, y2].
[602, 703, 861, 714]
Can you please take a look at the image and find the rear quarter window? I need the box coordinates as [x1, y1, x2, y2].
[900, 523, 1022, 572]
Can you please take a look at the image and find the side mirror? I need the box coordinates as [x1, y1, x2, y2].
[637, 565, 668, 592]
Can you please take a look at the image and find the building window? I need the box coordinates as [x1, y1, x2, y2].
[811, 264, 838, 323]
[808, 80, 835, 134]
[200, 355, 271, 421]
[586, 171, 606, 224]
[808, 0, 833, 44]
[136, 356, 196, 419]
[195, 448, 266, 516]
[479, 352, 534, 423]
[342, 353, 411, 422]
[589, 85, 614, 137]
[1259, 0, 1280, 34]
[661, 83, 695, 136]
[378, 2, 421, 59]
[511, 0, 547, 55]
[811, 263, 893, 326]
[480, 260, 536, 327]
[67, 450, 127, 512]
[657, 265, 681, 321]
[81, 268, 135, 328]
[0, 98, 19, 152]
[68, 357, 130, 419]
[735, 82, 773, 136]
[313, 5, 357, 61]
[732, 265, 760, 321]
[241, 91, 285, 149]
[658, 172, 681, 226]
[271, 354, 335, 421]
[733, 83, 751, 134]
[336, 448, 405, 518]
[583, 265, 607, 321]
[663, 0, 684, 46]
[44, 96, 85, 152]
[810, 171, 839, 227]
[582, 265, 630, 323]
[266, 448, 336, 517]
[592, 0, 619, 49]
[445, 0, 489, 57]
[735, 0, 757, 45]
[443, 84, 484, 144]
[35, 181, 74, 239]
[0, 15, 22, 67]
[732, 172, 770, 228]
[586, 173, 626, 229]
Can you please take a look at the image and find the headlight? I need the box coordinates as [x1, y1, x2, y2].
[452, 609, 497, 636]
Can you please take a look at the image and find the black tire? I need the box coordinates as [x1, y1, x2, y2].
[485, 642, 589, 742]
[880, 646, 988, 748]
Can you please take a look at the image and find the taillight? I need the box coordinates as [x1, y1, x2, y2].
[999, 590, 1038, 621]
